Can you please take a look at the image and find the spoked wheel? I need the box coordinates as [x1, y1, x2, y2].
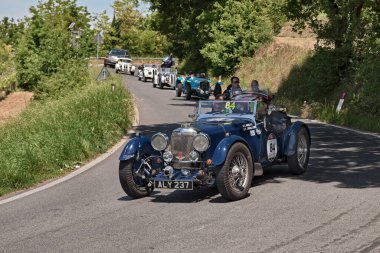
[119, 160, 153, 199]
[216, 143, 253, 201]
[288, 127, 310, 175]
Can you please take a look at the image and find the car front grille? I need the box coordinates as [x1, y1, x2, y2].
[200, 81, 210, 91]
[171, 130, 196, 165]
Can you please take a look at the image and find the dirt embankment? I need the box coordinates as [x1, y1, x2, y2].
[0, 92, 34, 125]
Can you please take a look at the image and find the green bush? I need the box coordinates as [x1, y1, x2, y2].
[0, 76, 133, 196]
[354, 55, 380, 116]
[34, 60, 89, 99]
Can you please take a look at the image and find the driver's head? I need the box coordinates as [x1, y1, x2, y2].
[231, 76, 240, 87]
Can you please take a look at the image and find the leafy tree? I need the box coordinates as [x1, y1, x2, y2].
[0, 17, 25, 46]
[199, 0, 274, 74]
[15, 0, 93, 92]
[101, 0, 169, 56]
[149, 0, 218, 71]
[148, 0, 287, 74]
[285, 0, 379, 54]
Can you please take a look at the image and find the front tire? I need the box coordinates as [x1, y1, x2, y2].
[287, 127, 310, 175]
[176, 83, 183, 97]
[119, 160, 152, 199]
[216, 143, 253, 201]
[185, 84, 191, 100]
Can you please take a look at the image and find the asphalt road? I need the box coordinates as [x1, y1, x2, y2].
[1, 75, 380, 253]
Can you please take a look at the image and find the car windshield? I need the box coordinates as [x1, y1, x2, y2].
[160, 67, 173, 73]
[197, 100, 257, 118]
[144, 64, 155, 68]
[110, 49, 128, 56]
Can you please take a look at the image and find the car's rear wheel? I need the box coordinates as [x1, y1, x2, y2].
[119, 160, 153, 199]
[287, 127, 310, 175]
[176, 83, 183, 97]
[185, 83, 191, 100]
[159, 78, 164, 89]
[216, 143, 253, 201]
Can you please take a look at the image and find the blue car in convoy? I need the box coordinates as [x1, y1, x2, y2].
[118, 93, 311, 201]
[175, 76, 213, 100]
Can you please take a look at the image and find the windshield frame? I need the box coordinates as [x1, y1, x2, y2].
[196, 100, 257, 122]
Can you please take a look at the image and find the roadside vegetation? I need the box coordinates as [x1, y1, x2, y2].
[0, 70, 133, 196]
[0, 40, 16, 97]
[0, 1, 134, 196]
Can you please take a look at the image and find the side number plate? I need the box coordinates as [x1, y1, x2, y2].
[154, 180, 193, 190]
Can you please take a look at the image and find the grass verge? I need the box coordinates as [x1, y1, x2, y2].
[0, 70, 133, 196]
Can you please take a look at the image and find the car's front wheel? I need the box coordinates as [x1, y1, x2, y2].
[176, 83, 183, 97]
[185, 84, 191, 100]
[119, 160, 153, 199]
[287, 127, 310, 175]
[216, 143, 253, 201]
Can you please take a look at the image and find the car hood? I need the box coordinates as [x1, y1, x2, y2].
[192, 117, 252, 134]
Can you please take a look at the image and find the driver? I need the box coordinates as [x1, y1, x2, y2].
[223, 76, 242, 100]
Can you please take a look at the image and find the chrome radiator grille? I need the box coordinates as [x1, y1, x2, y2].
[171, 130, 196, 162]
[200, 81, 210, 91]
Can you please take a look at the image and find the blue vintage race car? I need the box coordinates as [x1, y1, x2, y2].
[118, 95, 311, 201]
[175, 76, 213, 100]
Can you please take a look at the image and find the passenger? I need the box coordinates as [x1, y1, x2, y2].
[223, 76, 242, 100]
[251, 79, 268, 96]
[251, 80, 260, 92]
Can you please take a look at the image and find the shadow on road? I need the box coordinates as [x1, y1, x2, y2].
[149, 187, 221, 203]
[252, 122, 380, 189]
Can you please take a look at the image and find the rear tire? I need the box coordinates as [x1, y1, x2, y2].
[119, 160, 152, 199]
[287, 127, 310, 175]
[176, 83, 183, 97]
[216, 143, 253, 201]
[185, 84, 191, 100]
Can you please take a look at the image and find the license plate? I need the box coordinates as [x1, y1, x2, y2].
[154, 180, 193, 190]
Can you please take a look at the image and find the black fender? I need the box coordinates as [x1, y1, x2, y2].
[119, 135, 155, 161]
[211, 135, 253, 168]
[283, 121, 311, 156]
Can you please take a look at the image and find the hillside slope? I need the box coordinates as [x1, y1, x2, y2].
[233, 25, 380, 132]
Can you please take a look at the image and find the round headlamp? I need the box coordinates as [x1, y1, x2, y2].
[193, 133, 210, 152]
[151, 133, 169, 151]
